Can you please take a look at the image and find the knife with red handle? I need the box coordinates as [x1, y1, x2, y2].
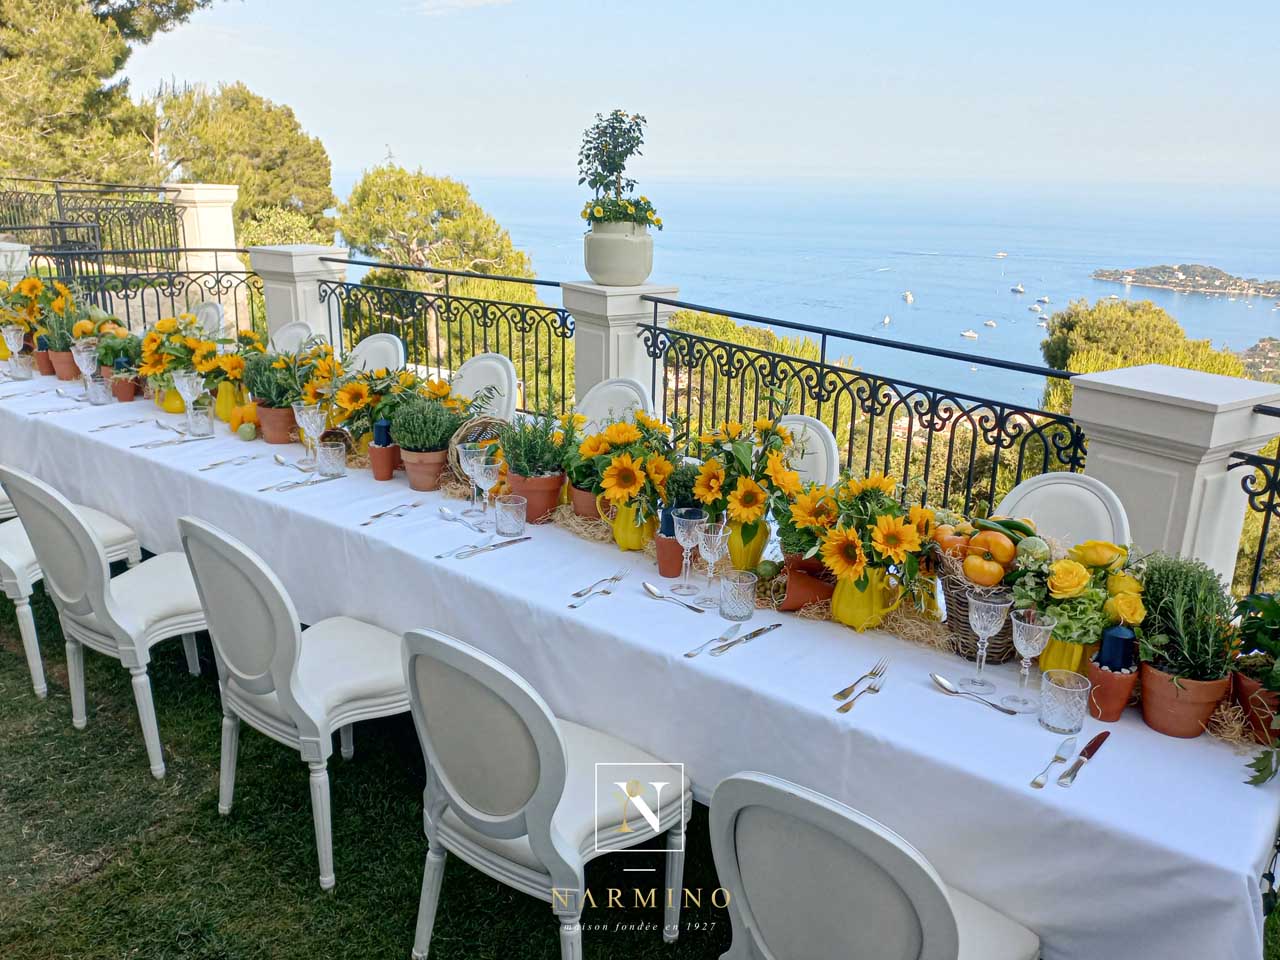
[1057, 731, 1109, 787]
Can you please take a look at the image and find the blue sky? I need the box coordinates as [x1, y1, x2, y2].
[125, 0, 1279, 188]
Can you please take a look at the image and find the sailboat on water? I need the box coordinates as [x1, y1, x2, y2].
[1010, 283, 1025, 294]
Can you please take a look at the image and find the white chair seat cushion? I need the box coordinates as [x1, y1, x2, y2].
[0, 505, 139, 591]
[232, 616, 407, 723]
[949, 884, 1040, 960]
[440, 719, 690, 873]
[67, 551, 203, 643]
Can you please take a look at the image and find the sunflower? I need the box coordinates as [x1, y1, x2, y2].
[775, 424, 793, 446]
[908, 504, 935, 537]
[423, 378, 451, 399]
[141, 331, 162, 354]
[54, 297, 72, 318]
[851, 473, 897, 497]
[578, 434, 611, 458]
[219, 355, 245, 381]
[720, 421, 744, 440]
[17, 277, 44, 298]
[753, 416, 775, 433]
[71, 318, 95, 337]
[192, 344, 220, 374]
[301, 379, 325, 404]
[313, 357, 341, 382]
[789, 486, 838, 530]
[138, 353, 171, 377]
[603, 421, 642, 446]
[184, 335, 204, 351]
[52, 280, 71, 298]
[601, 453, 646, 504]
[870, 514, 921, 565]
[698, 430, 720, 446]
[645, 453, 674, 492]
[727, 477, 768, 524]
[154, 317, 178, 334]
[634, 410, 669, 434]
[560, 411, 587, 430]
[336, 381, 372, 411]
[821, 526, 868, 582]
[764, 450, 802, 498]
[693, 460, 726, 504]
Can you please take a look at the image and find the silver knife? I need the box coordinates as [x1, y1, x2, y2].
[684, 623, 741, 658]
[1057, 731, 1109, 787]
[277, 474, 344, 492]
[709, 622, 782, 657]
[455, 536, 531, 559]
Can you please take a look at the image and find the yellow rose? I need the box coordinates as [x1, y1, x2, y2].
[1104, 591, 1146, 626]
[1069, 540, 1127, 569]
[1047, 559, 1091, 600]
[1106, 571, 1142, 596]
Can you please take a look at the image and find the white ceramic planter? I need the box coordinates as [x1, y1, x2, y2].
[583, 221, 653, 286]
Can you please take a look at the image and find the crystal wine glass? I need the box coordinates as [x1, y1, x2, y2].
[471, 454, 503, 525]
[291, 402, 328, 470]
[71, 339, 99, 396]
[961, 591, 1012, 694]
[171, 370, 205, 433]
[457, 441, 490, 517]
[671, 507, 707, 596]
[1003, 609, 1057, 713]
[696, 521, 731, 609]
[2, 326, 25, 378]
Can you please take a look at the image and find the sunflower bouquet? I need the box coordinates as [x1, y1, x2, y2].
[574, 411, 684, 525]
[137, 314, 219, 391]
[2, 276, 56, 339]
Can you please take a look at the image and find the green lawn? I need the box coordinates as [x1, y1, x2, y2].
[0, 583, 1275, 959]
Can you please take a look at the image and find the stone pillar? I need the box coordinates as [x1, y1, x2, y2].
[164, 182, 239, 271]
[561, 282, 678, 402]
[0, 241, 30, 282]
[248, 245, 347, 342]
[1070, 364, 1280, 583]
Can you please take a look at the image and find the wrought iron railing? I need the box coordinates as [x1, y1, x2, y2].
[317, 258, 574, 413]
[1231, 406, 1280, 595]
[639, 296, 1087, 515]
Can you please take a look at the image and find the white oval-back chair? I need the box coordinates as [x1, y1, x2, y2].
[576, 377, 654, 432]
[0, 467, 204, 779]
[0, 484, 141, 699]
[270, 321, 313, 354]
[778, 414, 840, 487]
[195, 301, 225, 338]
[452, 352, 518, 421]
[403, 628, 692, 959]
[710, 772, 1040, 960]
[179, 517, 410, 890]
[994, 473, 1129, 545]
[345, 332, 406, 373]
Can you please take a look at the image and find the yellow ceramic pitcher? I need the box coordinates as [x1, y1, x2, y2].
[1038, 637, 1098, 675]
[831, 567, 905, 632]
[596, 495, 656, 552]
[214, 381, 243, 422]
[728, 520, 767, 570]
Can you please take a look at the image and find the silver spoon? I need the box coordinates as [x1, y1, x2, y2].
[273, 454, 309, 473]
[930, 673, 1017, 715]
[55, 388, 88, 403]
[642, 581, 706, 614]
[1031, 737, 1077, 789]
[154, 418, 185, 435]
[438, 505, 484, 533]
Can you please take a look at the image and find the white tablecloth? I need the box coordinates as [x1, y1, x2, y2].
[1, 379, 1276, 960]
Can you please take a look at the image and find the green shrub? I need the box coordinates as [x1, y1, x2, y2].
[1138, 553, 1235, 681]
[390, 397, 466, 453]
[498, 408, 563, 477]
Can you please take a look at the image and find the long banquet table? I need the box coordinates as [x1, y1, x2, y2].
[1, 378, 1277, 960]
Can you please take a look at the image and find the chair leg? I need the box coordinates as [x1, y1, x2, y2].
[13, 595, 46, 699]
[181, 633, 201, 676]
[339, 724, 354, 761]
[65, 638, 87, 729]
[411, 847, 448, 959]
[308, 759, 335, 890]
[558, 915, 584, 960]
[129, 666, 166, 779]
[663, 819, 689, 942]
[218, 711, 240, 815]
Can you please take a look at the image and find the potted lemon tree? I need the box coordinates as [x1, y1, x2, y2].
[579, 109, 662, 285]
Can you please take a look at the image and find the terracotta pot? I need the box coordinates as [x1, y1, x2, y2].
[780, 568, 836, 612]
[1139, 663, 1229, 739]
[571, 484, 598, 519]
[1087, 660, 1139, 722]
[34, 350, 55, 376]
[99, 364, 113, 381]
[110, 378, 137, 403]
[49, 350, 78, 381]
[1234, 672, 1280, 745]
[401, 448, 447, 491]
[507, 471, 565, 523]
[783, 552, 827, 577]
[369, 443, 400, 482]
[256, 404, 297, 445]
[655, 534, 685, 578]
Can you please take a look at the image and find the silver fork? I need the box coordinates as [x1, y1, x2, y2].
[567, 572, 628, 608]
[90, 417, 153, 432]
[361, 500, 426, 526]
[199, 454, 260, 472]
[832, 657, 889, 701]
[1030, 737, 1077, 789]
[571, 569, 626, 599]
[837, 673, 886, 713]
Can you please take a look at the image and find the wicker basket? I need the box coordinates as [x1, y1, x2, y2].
[446, 415, 507, 484]
[940, 574, 1018, 664]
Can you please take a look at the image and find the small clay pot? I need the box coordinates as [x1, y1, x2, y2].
[1087, 659, 1139, 722]
[783, 552, 827, 578]
[655, 534, 685, 578]
[507, 471, 565, 523]
[49, 350, 78, 381]
[571, 484, 599, 519]
[369, 443, 400, 482]
[99, 364, 113, 381]
[1139, 663, 1230, 739]
[256, 404, 298, 445]
[34, 350, 55, 376]
[401, 448, 448, 491]
[1234, 672, 1280, 745]
[111, 379, 137, 403]
[779, 568, 836, 612]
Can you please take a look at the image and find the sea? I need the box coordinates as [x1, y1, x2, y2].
[331, 175, 1280, 408]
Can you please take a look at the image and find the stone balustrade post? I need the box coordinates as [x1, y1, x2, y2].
[561, 282, 678, 403]
[248, 245, 348, 344]
[163, 182, 239, 272]
[0, 241, 30, 282]
[1070, 365, 1280, 584]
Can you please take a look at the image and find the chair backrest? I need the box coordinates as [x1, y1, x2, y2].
[270, 321, 313, 354]
[452, 352, 517, 421]
[0, 467, 111, 623]
[710, 772, 960, 960]
[178, 517, 306, 711]
[576, 377, 653, 433]
[778, 414, 840, 487]
[195, 301, 225, 338]
[402, 629, 567, 848]
[994, 473, 1130, 545]
[346, 333, 406, 373]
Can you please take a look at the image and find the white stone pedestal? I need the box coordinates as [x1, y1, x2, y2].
[248, 245, 348, 343]
[0, 241, 30, 282]
[164, 182, 239, 271]
[561, 282, 678, 402]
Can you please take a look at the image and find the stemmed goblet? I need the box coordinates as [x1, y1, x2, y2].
[961, 591, 1012, 695]
[2, 326, 25, 378]
[457, 441, 491, 517]
[1003, 609, 1057, 713]
[71, 339, 99, 396]
[171, 369, 205, 434]
[670, 507, 707, 596]
[291, 402, 328, 470]
[470, 454, 503, 525]
[696, 521, 731, 609]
